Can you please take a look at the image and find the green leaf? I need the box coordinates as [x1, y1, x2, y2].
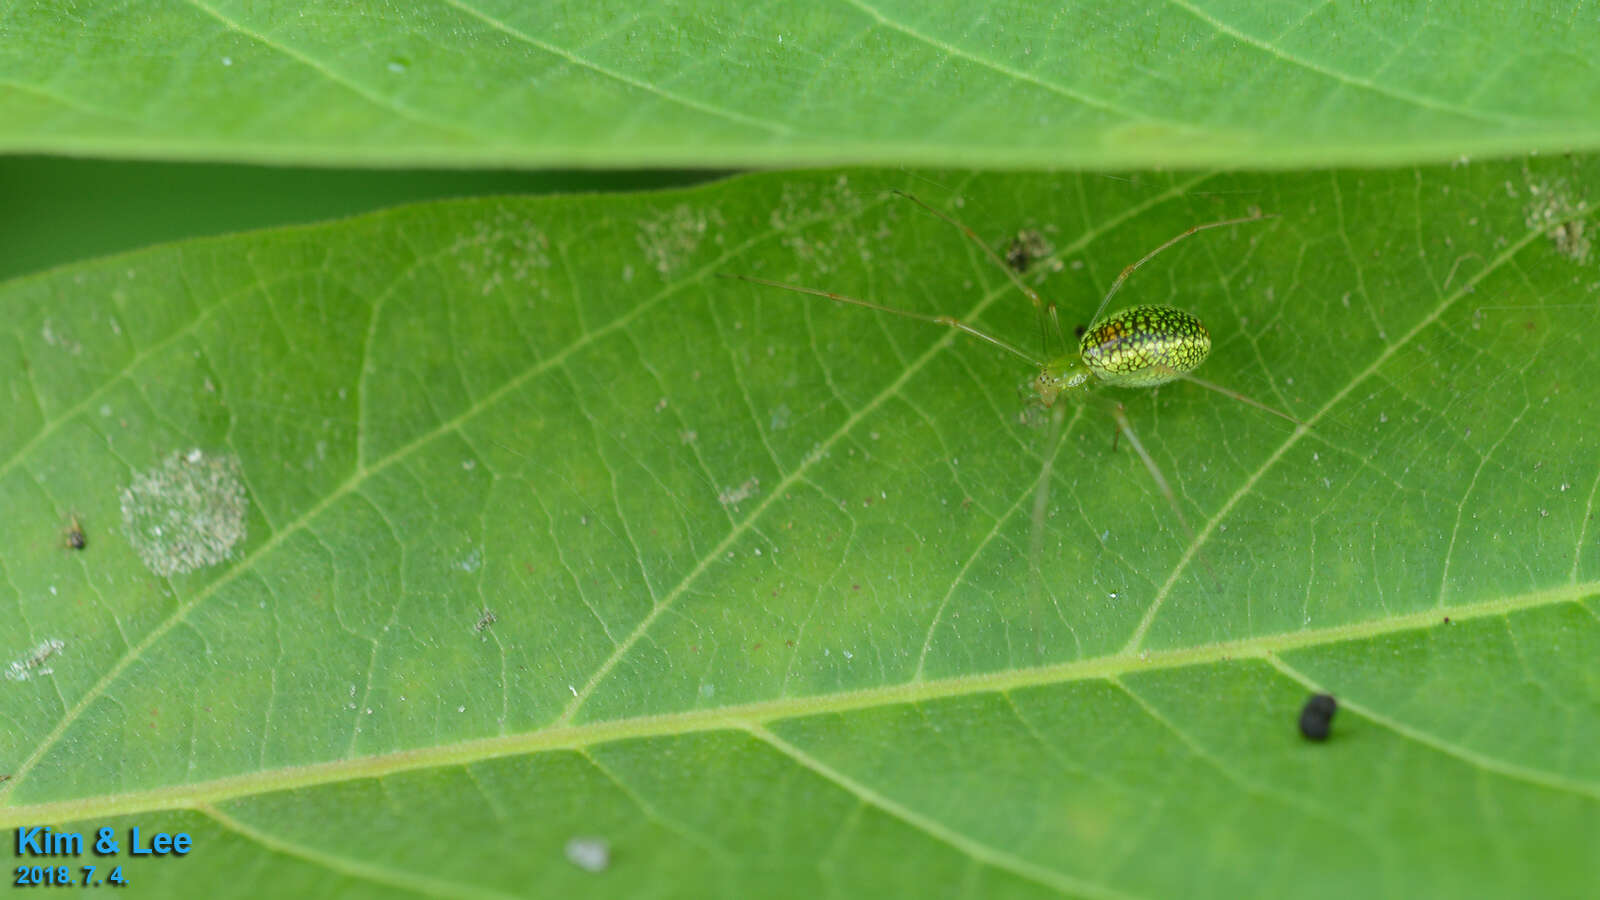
[2, 159, 1597, 897]
[3, 1, 1599, 168]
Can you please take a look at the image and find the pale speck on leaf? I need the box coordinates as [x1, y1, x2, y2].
[565, 837, 611, 873]
[718, 477, 760, 506]
[637, 203, 719, 276]
[5, 638, 65, 682]
[1524, 175, 1592, 263]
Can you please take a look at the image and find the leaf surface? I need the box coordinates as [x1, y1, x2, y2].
[1, 162, 1597, 897]
[3, 1, 1599, 168]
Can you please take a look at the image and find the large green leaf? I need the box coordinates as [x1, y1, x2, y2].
[2, 160, 1597, 897]
[3, 1, 1599, 168]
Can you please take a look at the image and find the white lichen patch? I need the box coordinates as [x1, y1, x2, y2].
[637, 203, 722, 276]
[768, 404, 791, 432]
[767, 176, 871, 276]
[5, 638, 65, 682]
[564, 836, 611, 873]
[1524, 176, 1592, 264]
[718, 476, 760, 507]
[120, 449, 249, 576]
[450, 208, 552, 296]
[40, 319, 83, 355]
[768, 176, 864, 232]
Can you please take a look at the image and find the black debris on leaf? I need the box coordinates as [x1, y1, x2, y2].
[1003, 229, 1050, 273]
[474, 608, 497, 633]
[64, 516, 87, 550]
[1299, 693, 1338, 742]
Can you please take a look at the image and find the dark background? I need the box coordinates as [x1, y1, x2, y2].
[0, 157, 724, 282]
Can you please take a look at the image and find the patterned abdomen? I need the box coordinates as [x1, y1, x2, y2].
[1080, 305, 1211, 387]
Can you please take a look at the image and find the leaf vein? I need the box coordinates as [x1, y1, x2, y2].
[439, 0, 794, 138]
[1264, 653, 1600, 801]
[749, 723, 1139, 900]
[1166, 0, 1526, 126]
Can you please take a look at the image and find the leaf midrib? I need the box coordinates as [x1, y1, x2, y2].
[2, 581, 1592, 825]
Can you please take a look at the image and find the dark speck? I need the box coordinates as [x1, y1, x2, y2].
[1004, 229, 1050, 273]
[65, 517, 87, 550]
[1299, 693, 1337, 742]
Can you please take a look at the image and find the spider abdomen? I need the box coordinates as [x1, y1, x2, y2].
[1080, 305, 1211, 388]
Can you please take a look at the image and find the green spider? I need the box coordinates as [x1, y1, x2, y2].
[722, 190, 1301, 550]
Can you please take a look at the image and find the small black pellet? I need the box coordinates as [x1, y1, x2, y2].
[1299, 693, 1337, 742]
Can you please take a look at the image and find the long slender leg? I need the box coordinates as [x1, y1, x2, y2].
[1164, 369, 1369, 448]
[1047, 305, 1069, 357]
[889, 190, 1067, 358]
[1158, 366, 1305, 427]
[718, 272, 1044, 366]
[1087, 213, 1276, 327]
[1106, 402, 1191, 542]
[1102, 401, 1221, 588]
[1027, 402, 1070, 666]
